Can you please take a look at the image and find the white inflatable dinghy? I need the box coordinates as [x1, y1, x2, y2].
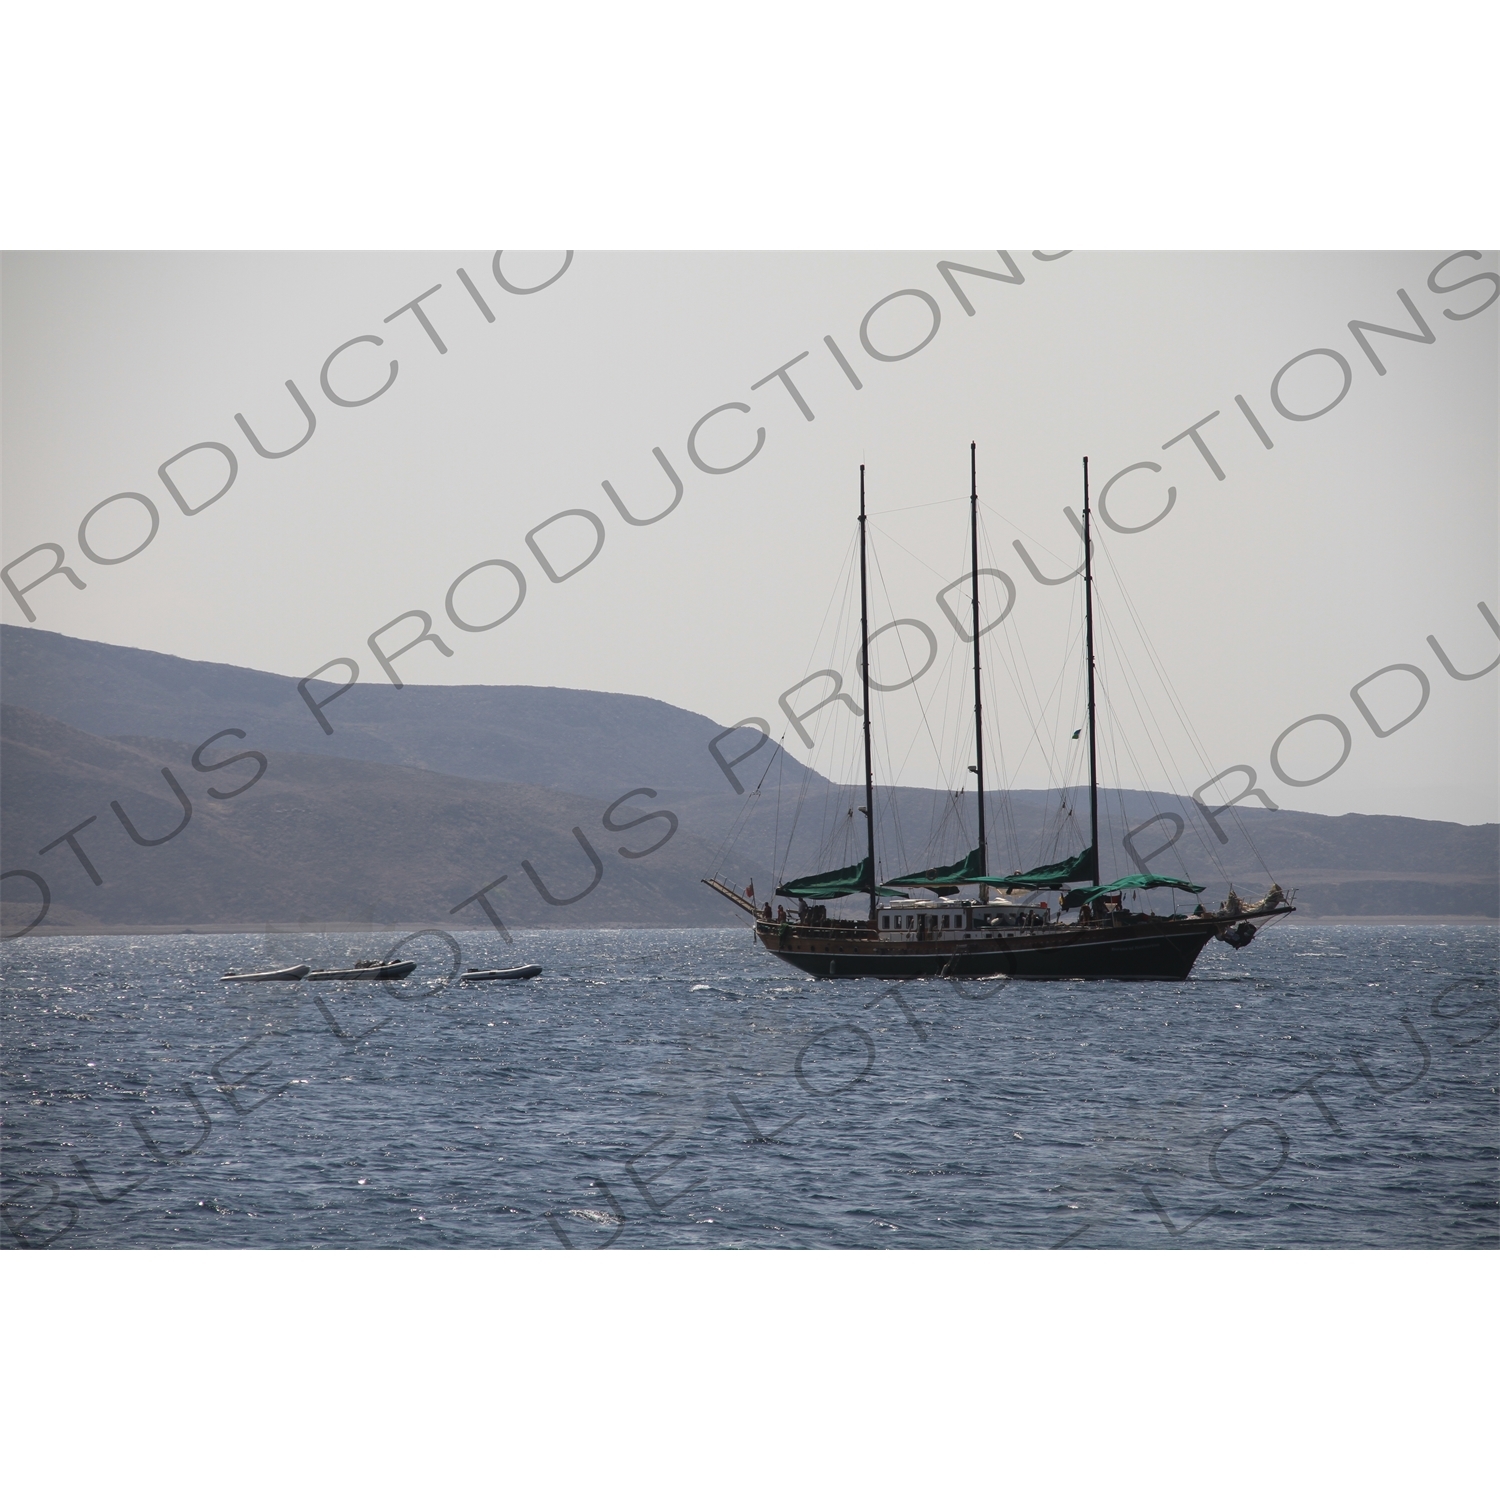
[459, 964, 542, 981]
[219, 963, 311, 982]
[306, 960, 419, 981]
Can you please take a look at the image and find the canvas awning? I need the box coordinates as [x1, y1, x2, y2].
[1061, 873, 1205, 909]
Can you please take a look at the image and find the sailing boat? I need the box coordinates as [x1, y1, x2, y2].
[704, 446, 1294, 980]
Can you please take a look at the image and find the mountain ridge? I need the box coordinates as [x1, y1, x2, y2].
[2, 625, 1495, 933]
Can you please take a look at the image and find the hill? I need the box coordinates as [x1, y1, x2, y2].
[1, 703, 733, 934]
[2, 624, 1494, 933]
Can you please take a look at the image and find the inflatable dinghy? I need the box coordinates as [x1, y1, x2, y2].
[306, 960, 419, 981]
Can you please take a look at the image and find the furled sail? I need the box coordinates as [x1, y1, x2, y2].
[994, 847, 1098, 889]
[776, 857, 876, 901]
[1060, 873, 1205, 909]
[886, 845, 1102, 892]
[885, 847, 990, 889]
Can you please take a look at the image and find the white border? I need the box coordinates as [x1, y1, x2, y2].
[2, 3, 1497, 248]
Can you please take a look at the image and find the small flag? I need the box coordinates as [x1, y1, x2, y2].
[746, 882, 755, 902]
[1071, 729, 1081, 739]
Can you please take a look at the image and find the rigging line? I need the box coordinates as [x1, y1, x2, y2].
[937, 519, 995, 860]
[794, 553, 865, 870]
[1046, 693, 1087, 867]
[994, 610, 1082, 796]
[779, 573, 860, 875]
[773, 730, 785, 886]
[977, 499, 1079, 568]
[874, 681, 908, 877]
[1104, 708, 1158, 894]
[1091, 596, 1180, 809]
[869, 533, 955, 802]
[711, 788, 760, 876]
[1036, 663, 1087, 868]
[864, 537, 935, 877]
[796, 528, 860, 681]
[870, 495, 967, 517]
[1094, 545, 1214, 794]
[978, 638, 1020, 868]
[884, 772, 910, 882]
[1051, 561, 1087, 744]
[944, 633, 977, 855]
[880, 512, 985, 873]
[1092, 539, 1212, 761]
[994, 623, 1064, 786]
[1092, 591, 1234, 885]
[1093, 535, 1275, 882]
[1088, 600, 1159, 849]
[1096, 647, 1204, 883]
[1097, 666, 1203, 903]
[780, 728, 826, 879]
[867, 523, 956, 585]
[986, 509, 1085, 803]
[1096, 602, 1236, 890]
[712, 735, 781, 870]
[1094, 671, 1164, 881]
[1055, 671, 1088, 864]
[733, 732, 794, 882]
[978, 650, 1020, 865]
[969, 513, 1017, 867]
[914, 619, 970, 856]
[987, 666, 1021, 863]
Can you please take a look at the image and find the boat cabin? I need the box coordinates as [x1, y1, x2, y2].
[874, 897, 1050, 939]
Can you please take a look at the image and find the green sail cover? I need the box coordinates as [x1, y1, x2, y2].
[886, 847, 989, 888]
[887, 845, 1099, 891]
[994, 847, 1098, 889]
[1061, 873, 1205, 909]
[776, 857, 874, 901]
[780, 846, 1106, 902]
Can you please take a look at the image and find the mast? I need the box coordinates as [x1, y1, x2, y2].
[1082, 456, 1100, 884]
[969, 442, 987, 887]
[858, 465, 878, 925]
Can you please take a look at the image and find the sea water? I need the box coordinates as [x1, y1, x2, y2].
[3, 924, 1495, 1249]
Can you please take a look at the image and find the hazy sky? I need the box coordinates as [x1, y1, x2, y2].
[3, 250, 1496, 823]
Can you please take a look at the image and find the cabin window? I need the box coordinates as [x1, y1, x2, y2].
[880, 915, 889, 929]
[941, 914, 950, 929]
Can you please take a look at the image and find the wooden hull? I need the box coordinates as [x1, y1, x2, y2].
[756, 916, 1243, 981]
